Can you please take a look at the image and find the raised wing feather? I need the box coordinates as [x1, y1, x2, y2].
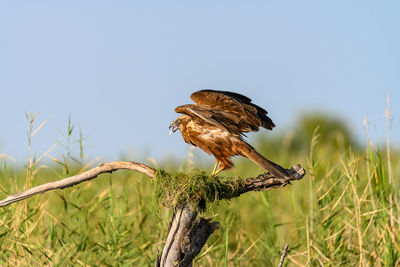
[190, 90, 247, 117]
[190, 89, 275, 131]
[175, 104, 243, 135]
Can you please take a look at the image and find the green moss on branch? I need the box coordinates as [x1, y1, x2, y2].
[154, 169, 243, 208]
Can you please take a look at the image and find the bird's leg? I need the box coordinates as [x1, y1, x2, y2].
[211, 161, 220, 178]
[213, 167, 224, 177]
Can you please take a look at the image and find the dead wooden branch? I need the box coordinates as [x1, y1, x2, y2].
[0, 161, 305, 266]
[233, 164, 305, 195]
[0, 161, 154, 207]
[279, 244, 290, 267]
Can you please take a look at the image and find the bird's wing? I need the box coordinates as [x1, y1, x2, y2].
[190, 89, 275, 131]
[175, 104, 243, 135]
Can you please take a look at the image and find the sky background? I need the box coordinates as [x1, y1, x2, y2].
[1, 1, 399, 165]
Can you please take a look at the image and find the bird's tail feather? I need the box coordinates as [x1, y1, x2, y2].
[241, 144, 289, 179]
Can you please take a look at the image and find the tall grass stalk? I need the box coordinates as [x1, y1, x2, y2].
[385, 95, 394, 228]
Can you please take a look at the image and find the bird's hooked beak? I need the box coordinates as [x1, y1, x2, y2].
[169, 120, 180, 135]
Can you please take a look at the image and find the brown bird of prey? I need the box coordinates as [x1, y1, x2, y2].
[169, 89, 290, 179]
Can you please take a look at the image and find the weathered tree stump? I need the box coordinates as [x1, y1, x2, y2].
[155, 164, 305, 266]
[157, 204, 219, 267]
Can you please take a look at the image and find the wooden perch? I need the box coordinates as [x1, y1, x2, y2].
[0, 161, 305, 266]
[156, 164, 305, 267]
[157, 204, 219, 267]
[0, 161, 154, 207]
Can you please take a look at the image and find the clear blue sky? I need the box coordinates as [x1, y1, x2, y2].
[1, 1, 399, 164]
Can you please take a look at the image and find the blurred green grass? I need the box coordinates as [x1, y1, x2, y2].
[0, 113, 399, 266]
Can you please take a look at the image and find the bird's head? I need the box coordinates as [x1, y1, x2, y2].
[169, 117, 183, 135]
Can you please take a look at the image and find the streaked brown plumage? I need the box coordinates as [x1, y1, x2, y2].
[169, 89, 289, 179]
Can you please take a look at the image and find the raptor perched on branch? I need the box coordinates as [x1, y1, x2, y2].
[169, 89, 290, 179]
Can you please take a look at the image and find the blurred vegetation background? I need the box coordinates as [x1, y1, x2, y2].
[0, 113, 399, 266]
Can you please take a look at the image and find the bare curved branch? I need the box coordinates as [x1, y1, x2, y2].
[234, 164, 306, 196]
[0, 161, 154, 207]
